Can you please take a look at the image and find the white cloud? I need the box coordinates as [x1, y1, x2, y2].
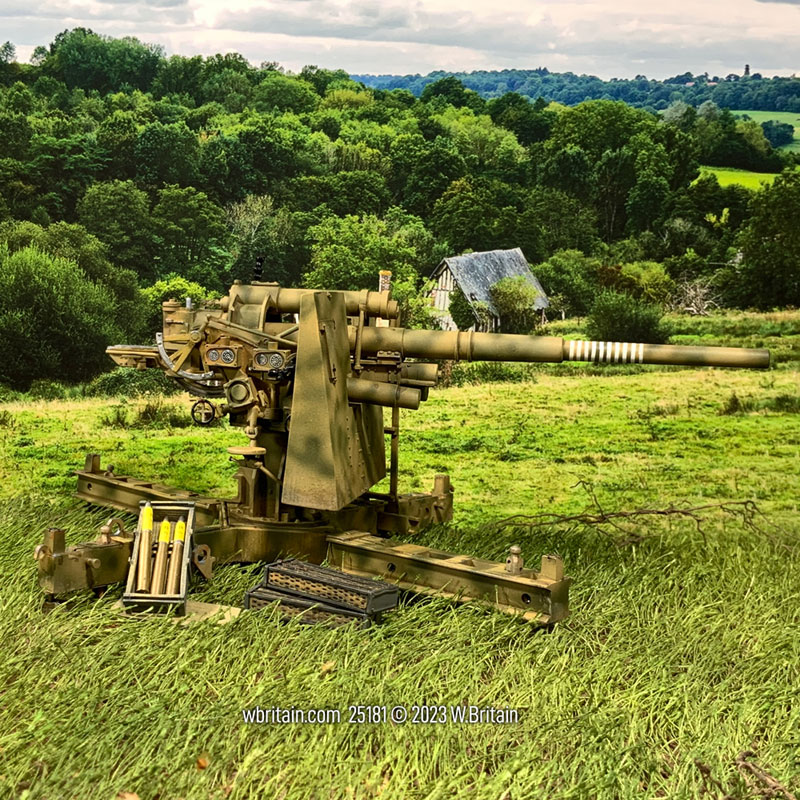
[2, 0, 799, 79]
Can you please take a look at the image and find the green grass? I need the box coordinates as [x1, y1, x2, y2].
[698, 166, 780, 189]
[2, 314, 800, 799]
[732, 110, 800, 153]
[697, 109, 800, 190]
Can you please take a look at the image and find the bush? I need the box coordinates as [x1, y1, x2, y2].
[101, 397, 191, 428]
[448, 362, 539, 386]
[28, 379, 68, 400]
[719, 391, 800, 415]
[0, 245, 126, 390]
[101, 404, 131, 428]
[83, 368, 182, 397]
[133, 397, 191, 428]
[140, 276, 218, 338]
[586, 291, 669, 344]
[534, 250, 602, 316]
[489, 276, 543, 334]
[0, 220, 146, 343]
[449, 285, 481, 331]
[617, 261, 675, 305]
[0, 384, 22, 403]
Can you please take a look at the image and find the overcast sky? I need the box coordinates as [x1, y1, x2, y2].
[3, 0, 799, 80]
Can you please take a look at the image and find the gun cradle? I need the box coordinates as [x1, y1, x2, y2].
[44, 282, 770, 624]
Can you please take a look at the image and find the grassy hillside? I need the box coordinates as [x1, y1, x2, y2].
[696, 110, 798, 188]
[698, 166, 779, 189]
[1, 312, 799, 799]
[732, 109, 800, 153]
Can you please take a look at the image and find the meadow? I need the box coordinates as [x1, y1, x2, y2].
[1, 312, 799, 799]
[698, 166, 780, 190]
[696, 109, 799, 189]
[732, 110, 800, 153]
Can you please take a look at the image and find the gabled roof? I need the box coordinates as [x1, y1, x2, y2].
[432, 248, 549, 315]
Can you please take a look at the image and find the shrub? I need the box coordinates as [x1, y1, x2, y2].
[448, 362, 539, 386]
[140, 276, 218, 338]
[771, 394, 800, 413]
[534, 250, 602, 316]
[489, 276, 543, 334]
[0, 384, 22, 403]
[101, 398, 191, 428]
[586, 291, 669, 344]
[720, 391, 800, 415]
[133, 398, 190, 428]
[101, 404, 131, 428]
[28, 379, 68, 400]
[448, 285, 480, 331]
[83, 368, 181, 397]
[617, 261, 675, 305]
[0, 245, 125, 390]
[0, 220, 146, 343]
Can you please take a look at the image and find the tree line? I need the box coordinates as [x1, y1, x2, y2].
[354, 68, 800, 113]
[0, 28, 798, 391]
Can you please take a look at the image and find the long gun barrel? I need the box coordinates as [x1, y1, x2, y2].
[347, 328, 770, 370]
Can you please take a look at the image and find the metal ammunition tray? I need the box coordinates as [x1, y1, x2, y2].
[262, 559, 398, 614]
[122, 501, 196, 615]
[244, 585, 369, 627]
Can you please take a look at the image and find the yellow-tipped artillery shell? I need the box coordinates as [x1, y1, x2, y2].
[150, 518, 172, 595]
[165, 516, 186, 596]
[136, 502, 154, 592]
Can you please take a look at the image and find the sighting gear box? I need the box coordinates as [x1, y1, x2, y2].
[122, 501, 196, 615]
[244, 559, 399, 625]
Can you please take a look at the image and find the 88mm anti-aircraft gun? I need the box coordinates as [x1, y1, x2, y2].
[36, 282, 770, 624]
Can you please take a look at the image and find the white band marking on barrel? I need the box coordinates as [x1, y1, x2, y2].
[567, 340, 645, 364]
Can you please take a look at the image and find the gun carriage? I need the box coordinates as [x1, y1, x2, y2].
[35, 282, 770, 624]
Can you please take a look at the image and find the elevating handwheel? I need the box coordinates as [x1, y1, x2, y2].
[191, 399, 216, 426]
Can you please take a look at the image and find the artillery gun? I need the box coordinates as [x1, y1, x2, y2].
[35, 282, 770, 624]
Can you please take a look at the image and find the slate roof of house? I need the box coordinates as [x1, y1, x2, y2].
[432, 248, 549, 315]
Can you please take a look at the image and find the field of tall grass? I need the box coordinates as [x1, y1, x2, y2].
[1, 311, 799, 799]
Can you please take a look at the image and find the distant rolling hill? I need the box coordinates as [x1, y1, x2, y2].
[352, 69, 800, 112]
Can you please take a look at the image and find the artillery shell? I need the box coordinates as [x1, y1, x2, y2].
[135, 502, 154, 592]
[150, 518, 172, 595]
[165, 516, 186, 595]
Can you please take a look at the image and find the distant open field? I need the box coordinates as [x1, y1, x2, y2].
[696, 109, 799, 189]
[698, 166, 779, 189]
[732, 109, 800, 153]
[1, 311, 799, 799]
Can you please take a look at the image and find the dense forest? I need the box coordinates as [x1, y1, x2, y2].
[1, 29, 799, 392]
[354, 68, 800, 112]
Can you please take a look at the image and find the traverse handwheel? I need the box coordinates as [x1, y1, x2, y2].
[190, 399, 216, 426]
